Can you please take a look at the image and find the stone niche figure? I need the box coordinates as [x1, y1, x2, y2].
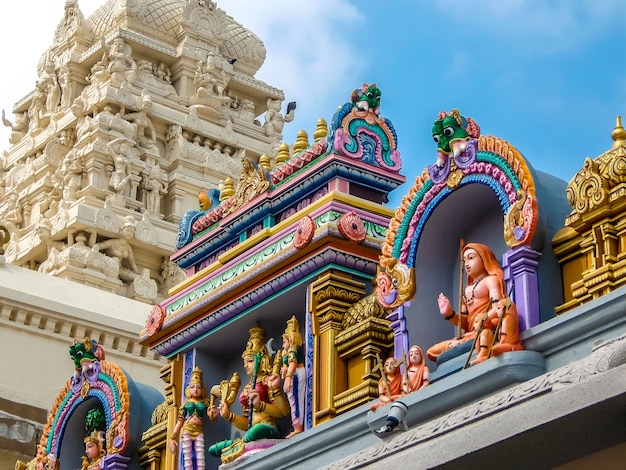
[58, 65, 74, 109]
[191, 53, 231, 109]
[263, 99, 296, 138]
[1, 109, 28, 145]
[59, 147, 84, 202]
[120, 93, 159, 156]
[28, 81, 48, 134]
[142, 162, 168, 215]
[104, 37, 137, 80]
[159, 257, 186, 294]
[91, 216, 139, 283]
[1, 192, 23, 236]
[107, 138, 133, 204]
[40, 61, 61, 114]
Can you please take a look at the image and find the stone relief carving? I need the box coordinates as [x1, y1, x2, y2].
[2, 110, 29, 145]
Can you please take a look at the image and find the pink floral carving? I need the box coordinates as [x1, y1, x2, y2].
[293, 216, 316, 249]
[146, 305, 165, 336]
[338, 211, 366, 243]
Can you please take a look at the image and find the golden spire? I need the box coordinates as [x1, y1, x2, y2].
[293, 129, 310, 154]
[611, 115, 626, 149]
[258, 153, 271, 171]
[314, 118, 328, 141]
[275, 142, 290, 166]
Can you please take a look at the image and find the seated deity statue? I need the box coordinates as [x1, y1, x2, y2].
[208, 325, 289, 465]
[427, 243, 523, 365]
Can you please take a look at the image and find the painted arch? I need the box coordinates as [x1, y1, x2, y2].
[35, 359, 130, 467]
[377, 133, 538, 309]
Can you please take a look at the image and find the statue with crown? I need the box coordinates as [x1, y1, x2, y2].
[208, 324, 290, 465]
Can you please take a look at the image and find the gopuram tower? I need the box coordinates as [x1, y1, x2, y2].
[0, 0, 295, 304]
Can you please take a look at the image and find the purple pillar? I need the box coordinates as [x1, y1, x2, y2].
[387, 304, 409, 358]
[502, 245, 541, 332]
[101, 453, 131, 470]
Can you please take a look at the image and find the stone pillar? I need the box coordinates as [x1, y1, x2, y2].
[309, 270, 365, 425]
[502, 245, 541, 331]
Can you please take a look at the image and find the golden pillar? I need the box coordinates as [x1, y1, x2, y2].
[309, 270, 364, 425]
[139, 356, 183, 470]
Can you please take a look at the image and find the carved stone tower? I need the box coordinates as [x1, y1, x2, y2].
[0, 0, 295, 303]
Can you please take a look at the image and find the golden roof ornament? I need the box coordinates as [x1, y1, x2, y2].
[293, 129, 310, 154]
[565, 114, 626, 226]
[220, 177, 235, 200]
[611, 115, 626, 149]
[314, 118, 328, 142]
[275, 142, 290, 165]
[258, 153, 271, 171]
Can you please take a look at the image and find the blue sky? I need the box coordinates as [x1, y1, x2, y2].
[2, 1, 624, 209]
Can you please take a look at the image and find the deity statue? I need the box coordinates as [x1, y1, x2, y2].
[59, 147, 83, 201]
[426, 243, 523, 365]
[58, 65, 74, 109]
[280, 316, 306, 438]
[208, 324, 289, 464]
[40, 62, 61, 114]
[1, 192, 23, 236]
[80, 430, 106, 470]
[169, 367, 213, 470]
[28, 81, 47, 133]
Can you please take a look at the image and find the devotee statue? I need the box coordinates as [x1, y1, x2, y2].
[426, 242, 523, 365]
[370, 355, 404, 411]
[209, 324, 289, 464]
[281, 316, 306, 438]
[169, 367, 212, 470]
[403, 345, 429, 393]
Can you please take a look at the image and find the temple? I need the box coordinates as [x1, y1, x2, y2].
[1, 1, 624, 469]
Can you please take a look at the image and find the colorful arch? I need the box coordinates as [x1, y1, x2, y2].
[36, 360, 130, 465]
[377, 134, 538, 308]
